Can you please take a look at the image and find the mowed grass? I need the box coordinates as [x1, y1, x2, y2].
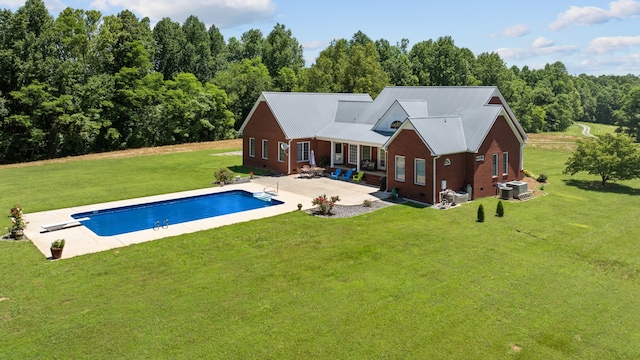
[2, 136, 640, 358]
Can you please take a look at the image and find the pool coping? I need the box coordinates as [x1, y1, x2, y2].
[24, 175, 386, 259]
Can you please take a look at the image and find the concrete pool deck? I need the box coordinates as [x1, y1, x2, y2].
[24, 175, 387, 259]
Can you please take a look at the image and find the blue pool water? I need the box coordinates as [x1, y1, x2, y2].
[71, 190, 283, 236]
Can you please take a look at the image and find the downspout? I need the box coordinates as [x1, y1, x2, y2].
[384, 147, 389, 191]
[287, 139, 293, 175]
[433, 155, 441, 205]
[520, 143, 524, 175]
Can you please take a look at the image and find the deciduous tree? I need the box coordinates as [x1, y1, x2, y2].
[563, 133, 640, 187]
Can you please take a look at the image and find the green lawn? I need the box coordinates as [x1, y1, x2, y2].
[1, 140, 640, 359]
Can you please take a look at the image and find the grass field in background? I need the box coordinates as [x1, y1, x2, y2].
[1, 128, 640, 359]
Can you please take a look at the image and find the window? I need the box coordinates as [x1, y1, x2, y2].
[278, 142, 286, 162]
[296, 141, 309, 162]
[390, 120, 403, 129]
[503, 152, 508, 175]
[362, 145, 371, 160]
[492, 153, 498, 177]
[262, 139, 268, 159]
[415, 158, 426, 185]
[249, 138, 255, 157]
[395, 156, 405, 182]
[348, 144, 358, 164]
[476, 155, 484, 162]
[444, 158, 451, 166]
[378, 148, 386, 169]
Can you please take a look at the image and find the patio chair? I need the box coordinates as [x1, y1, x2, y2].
[297, 167, 310, 178]
[329, 168, 342, 180]
[352, 171, 364, 183]
[340, 168, 355, 181]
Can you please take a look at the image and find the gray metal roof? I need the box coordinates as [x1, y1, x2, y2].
[260, 92, 372, 139]
[370, 86, 505, 152]
[241, 87, 523, 153]
[397, 100, 428, 118]
[409, 116, 467, 155]
[316, 122, 389, 146]
[334, 100, 373, 124]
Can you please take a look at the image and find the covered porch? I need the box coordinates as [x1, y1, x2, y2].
[315, 139, 386, 188]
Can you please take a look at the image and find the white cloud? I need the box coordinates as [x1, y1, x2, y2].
[490, 24, 529, 37]
[88, 0, 277, 28]
[532, 37, 554, 48]
[497, 44, 579, 60]
[579, 53, 640, 73]
[586, 35, 640, 53]
[549, 0, 640, 30]
[0, 0, 25, 7]
[301, 40, 324, 51]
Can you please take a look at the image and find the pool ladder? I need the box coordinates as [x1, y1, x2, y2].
[153, 219, 169, 231]
[263, 181, 278, 195]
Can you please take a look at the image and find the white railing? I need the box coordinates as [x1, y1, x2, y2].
[263, 182, 278, 195]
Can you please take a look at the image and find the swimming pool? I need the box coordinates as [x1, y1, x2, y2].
[71, 190, 283, 236]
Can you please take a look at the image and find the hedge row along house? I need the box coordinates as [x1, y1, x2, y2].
[239, 86, 528, 204]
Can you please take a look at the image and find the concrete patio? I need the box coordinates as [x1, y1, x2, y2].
[23, 174, 387, 259]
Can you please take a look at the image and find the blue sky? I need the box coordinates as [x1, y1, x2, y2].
[3, 0, 640, 75]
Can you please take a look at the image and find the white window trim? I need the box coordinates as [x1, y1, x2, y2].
[378, 148, 386, 170]
[278, 141, 286, 162]
[296, 141, 310, 162]
[249, 138, 255, 157]
[395, 155, 405, 182]
[348, 144, 358, 165]
[414, 158, 426, 186]
[503, 152, 509, 175]
[476, 155, 484, 162]
[492, 153, 498, 177]
[262, 139, 268, 160]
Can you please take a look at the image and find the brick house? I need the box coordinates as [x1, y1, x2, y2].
[239, 86, 527, 204]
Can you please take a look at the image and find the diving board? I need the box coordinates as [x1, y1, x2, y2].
[41, 217, 89, 232]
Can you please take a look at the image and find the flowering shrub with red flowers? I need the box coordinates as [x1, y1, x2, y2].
[7, 204, 28, 239]
[311, 194, 340, 215]
[10, 204, 23, 219]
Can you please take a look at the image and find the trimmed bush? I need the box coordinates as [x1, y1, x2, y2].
[496, 201, 504, 217]
[537, 173, 548, 183]
[214, 168, 235, 184]
[477, 204, 485, 222]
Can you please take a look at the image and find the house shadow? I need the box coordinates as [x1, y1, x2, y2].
[227, 166, 281, 177]
[563, 179, 640, 196]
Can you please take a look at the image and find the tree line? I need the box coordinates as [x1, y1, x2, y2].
[1, 0, 639, 164]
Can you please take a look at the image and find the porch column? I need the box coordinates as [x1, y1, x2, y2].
[330, 141, 335, 168]
[356, 144, 361, 171]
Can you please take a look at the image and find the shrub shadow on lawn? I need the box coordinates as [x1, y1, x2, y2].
[563, 179, 640, 196]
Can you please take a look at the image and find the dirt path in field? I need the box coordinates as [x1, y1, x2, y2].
[576, 122, 595, 137]
[0, 139, 243, 169]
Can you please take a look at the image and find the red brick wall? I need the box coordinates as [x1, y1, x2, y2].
[386, 115, 524, 203]
[316, 140, 332, 166]
[436, 152, 467, 193]
[242, 102, 288, 174]
[471, 115, 523, 199]
[386, 129, 434, 203]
